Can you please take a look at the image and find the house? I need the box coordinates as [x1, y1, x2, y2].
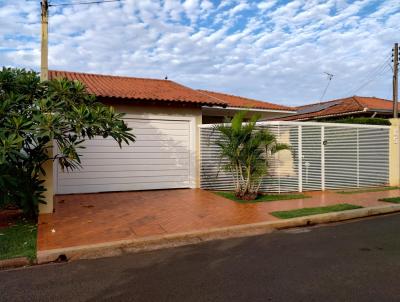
[279, 96, 395, 121]
[42, 70, 294, 213]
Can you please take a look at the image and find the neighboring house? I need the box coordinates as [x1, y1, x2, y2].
[279, 96, 395, 121]
[198, 90, 295, 123]
[44, 70, 293, 210]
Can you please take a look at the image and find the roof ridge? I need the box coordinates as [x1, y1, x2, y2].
[161, 82, 227, 106]
[297, 97, 353, 109]
[198, 89, 293, 107]
[195, 89, 227, 105]
[49, 69, 171, 82]
[297, 96, 392, 110]
[199, 89, 269, 103]
[353, 95, 392, 102]
[351, 96, 367, 110]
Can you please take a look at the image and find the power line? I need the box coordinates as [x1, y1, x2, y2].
[342, 54, 392, 96]
[350, 57, 390, 91]
[349, 63, 391, 95]
[351, 64, 391, 95]
[345, 53, 391, 92]
[49, 0, 123, 7]
[350, 61, 391, 95]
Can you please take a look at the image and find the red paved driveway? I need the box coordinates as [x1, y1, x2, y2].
[38, 188, 397, 252]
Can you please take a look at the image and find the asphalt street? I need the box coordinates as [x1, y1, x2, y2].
[2, 213, 400, 302]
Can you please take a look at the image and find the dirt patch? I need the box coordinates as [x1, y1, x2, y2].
[0, 209, 23, 229]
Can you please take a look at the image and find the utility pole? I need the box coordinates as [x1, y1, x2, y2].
[40, 0, 49, 82]
[393, 43, 399, 118]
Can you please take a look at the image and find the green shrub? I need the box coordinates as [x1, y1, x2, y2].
[320, 117, 390, 125]
[0, 164, 45, 215]
[0, 67, 135, 216]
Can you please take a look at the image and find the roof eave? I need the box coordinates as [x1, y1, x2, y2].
[98, 96, 225, 107]
[202, 105, 296, 114]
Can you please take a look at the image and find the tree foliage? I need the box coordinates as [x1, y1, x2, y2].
[215, 111, 290, 200]
[0, 67, 135, 216]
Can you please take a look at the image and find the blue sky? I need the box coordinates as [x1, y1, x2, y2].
[1, 0, 399, 106]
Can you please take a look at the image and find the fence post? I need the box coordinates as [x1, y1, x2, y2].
[389, 118, 400, 186]
[277, 124, 281, 194]
[321, 126, 325, 191]
[356, 129, 360, 188]
[298, 125, 303, 192]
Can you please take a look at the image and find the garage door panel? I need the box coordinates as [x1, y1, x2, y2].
[76, 152, 189, 159]
[59, 181, 190, 194]
[65, 164, 188, 173]
[83, 134, 188, 143]
[126, 120, 190, 128]
[79, 158, 190, 166]
[59, 169, 189, 179]
[127, 123, 189, 130]
[78, 146, 189, 154]
[57, 118, 192, 194]
[135, 134, 188, 141]
[83, 139, 187, 148]
[131, 128, 189, 136]
[60, 175, 190, 186]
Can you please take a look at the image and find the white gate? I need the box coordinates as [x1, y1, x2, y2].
[200, 121, 390, 193]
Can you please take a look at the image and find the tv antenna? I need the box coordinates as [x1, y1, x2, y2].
[319, 72, 334, 102]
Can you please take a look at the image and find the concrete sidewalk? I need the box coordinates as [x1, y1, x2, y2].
[37, 188, 400, 263]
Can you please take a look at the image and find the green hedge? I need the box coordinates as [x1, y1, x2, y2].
[319, 117, 390, 125]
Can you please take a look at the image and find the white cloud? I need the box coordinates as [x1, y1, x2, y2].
[183, 0, 200, 22]
[0, 0, 399, 106]
[257, 1, 277, 12]
[228, 1, 250, 17]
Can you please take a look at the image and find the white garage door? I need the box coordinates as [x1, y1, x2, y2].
[56, 118, 192, 194]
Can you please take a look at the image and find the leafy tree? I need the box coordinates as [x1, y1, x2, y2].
[215, 111, 290, 200]
[0, 67, 135, 216]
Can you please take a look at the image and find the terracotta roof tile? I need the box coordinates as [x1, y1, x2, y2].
[353, 96, 395, 110]
[48, 70, 225, 106]
[280, 96, 393, 121]
[197, 89, 295, 111]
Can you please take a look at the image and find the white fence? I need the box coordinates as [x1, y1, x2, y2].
[200, 121, 390, 193]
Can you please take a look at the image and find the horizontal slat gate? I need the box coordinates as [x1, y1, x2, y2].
[200, 121, 389, 193]
[324, 127, 358, 189]
[57, 118, 191, 194]
[302, 125, 322, 191]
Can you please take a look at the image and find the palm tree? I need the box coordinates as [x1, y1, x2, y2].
[215, 111, 290, 200]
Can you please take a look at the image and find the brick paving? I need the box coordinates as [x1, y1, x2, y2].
[37, 188, 399, 252]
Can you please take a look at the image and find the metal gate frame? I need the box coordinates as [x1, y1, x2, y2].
[199, 121, 390, 193]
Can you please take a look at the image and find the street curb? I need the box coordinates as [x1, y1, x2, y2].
[0, 257, 30, 270]
[37, 204, 400, 264]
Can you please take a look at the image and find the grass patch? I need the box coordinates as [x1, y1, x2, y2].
[215, 191, 309, 203]
[378, 197, 400, 204]
[337, 186, 400, 194]
[271, 203, 362, 219]
[0, 220, 37, 261]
